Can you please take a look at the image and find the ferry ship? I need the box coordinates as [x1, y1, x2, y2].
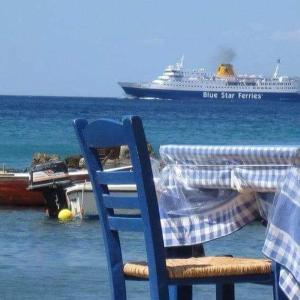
[119, 57, 300, 100]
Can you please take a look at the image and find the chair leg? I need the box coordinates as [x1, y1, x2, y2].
[166, 244, 205, 300]
[110, 282, 126, 300]
[273, 281, 288, 300]
[110, 276, 127, 300]
[216, 283, 235, 300]
[169, 285, 192, 300]
[273, 263, 289, 300]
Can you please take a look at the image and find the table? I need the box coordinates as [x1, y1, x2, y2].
[157, 145, 300, 300]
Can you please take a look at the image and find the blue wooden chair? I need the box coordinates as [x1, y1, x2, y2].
[74, 115, 283, 300]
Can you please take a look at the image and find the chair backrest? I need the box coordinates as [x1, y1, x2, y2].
[73, 116, 169, 299]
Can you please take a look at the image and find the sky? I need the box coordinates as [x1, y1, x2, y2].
[0, 0, 300, 97]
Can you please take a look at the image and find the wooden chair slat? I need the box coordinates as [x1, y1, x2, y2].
[96, 171, 135, 185]
[108, 216, 144, 232]
[103, 195, 140, 209]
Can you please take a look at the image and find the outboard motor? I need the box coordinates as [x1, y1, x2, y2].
[28, 161, 72, 218]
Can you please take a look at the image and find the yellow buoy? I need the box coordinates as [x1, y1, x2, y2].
[58, 209, 73, 221]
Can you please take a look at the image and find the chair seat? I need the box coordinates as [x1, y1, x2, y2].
[124, 256, 272, 279]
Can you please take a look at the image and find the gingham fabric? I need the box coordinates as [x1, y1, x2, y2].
[159, 190, 259, 247]
[231, 166, 288, 192]
[158, 145, 290, 246]
[160, 165, 232, 189]
[160, 164, 289, 191]
[160, 145, 300, 165]
[158, 145, 300, 298]
[159, 145, 299, 192]
[263, 167, 300, 300]
[255, 192, 274, 221]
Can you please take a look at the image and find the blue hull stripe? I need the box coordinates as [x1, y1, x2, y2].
[121, 86, 300, 101]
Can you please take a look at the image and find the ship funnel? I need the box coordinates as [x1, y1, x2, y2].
[216, 64, 235, 77]
[273, 59, 280, 78]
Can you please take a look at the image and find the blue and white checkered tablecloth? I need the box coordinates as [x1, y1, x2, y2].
[159, 189, 259, 247]
[263, 167, 300, 300]
[160, 145, 300, 166]
[159, 145, 297, 192]
[158, 145, 300, 299]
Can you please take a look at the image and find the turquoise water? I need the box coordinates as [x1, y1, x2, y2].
[1, 95, 300, 169]
[0, 208, 272, 299]
[1, 95, 300, 299]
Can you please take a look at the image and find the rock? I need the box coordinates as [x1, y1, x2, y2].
[147, 143, 157, 158]
[119, 145, 130, 159]
[32, 153, 60, 166]
[120, 144, 157, 159]
[79, 157, 86, 168]
[30, 143, 156, 170]
[64, 155, 82, 169]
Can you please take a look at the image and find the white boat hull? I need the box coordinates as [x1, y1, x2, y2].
[65, 182, 137, 219]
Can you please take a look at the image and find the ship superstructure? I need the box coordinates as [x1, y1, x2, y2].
[119, 57, 300, 100]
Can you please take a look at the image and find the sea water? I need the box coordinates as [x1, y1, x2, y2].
[1, 95, 300, 299]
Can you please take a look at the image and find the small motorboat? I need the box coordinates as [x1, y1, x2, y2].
[25, 160, 89, 217]
[0, 167, 89, 208]
[0, 172, 44, 206]
[64, 158, 162, 219]
[65, 181, 137, 219]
